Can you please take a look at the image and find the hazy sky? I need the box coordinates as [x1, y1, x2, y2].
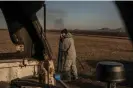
[46, 1, 124, 30]
[0, 1, 124, 30]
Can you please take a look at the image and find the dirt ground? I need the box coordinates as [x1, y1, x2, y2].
[0, 30, 133, 88]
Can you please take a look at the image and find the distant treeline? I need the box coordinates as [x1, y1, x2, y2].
[0, 29, 128, 37]
[47, 30, 128, 37]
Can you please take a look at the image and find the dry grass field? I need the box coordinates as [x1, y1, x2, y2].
[47, 32, 133, 61]
[0, 30, 133, 88]
[46, 32, 133, 88]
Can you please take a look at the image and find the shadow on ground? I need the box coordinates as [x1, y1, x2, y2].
[0, 81, 9, 88]
[79, 59, 133, 88]
[66, 78, 105, 88]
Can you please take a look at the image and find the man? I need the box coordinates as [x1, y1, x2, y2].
[57, 34, 64, 72]
[61, 29, 78, 81]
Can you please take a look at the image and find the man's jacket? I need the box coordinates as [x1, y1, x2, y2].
[62, 33, 76, 60]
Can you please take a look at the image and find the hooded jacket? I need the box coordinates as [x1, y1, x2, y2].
[62, 33, 76, 60]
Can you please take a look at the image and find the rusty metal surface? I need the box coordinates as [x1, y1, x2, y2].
[0, 59, 38, 82]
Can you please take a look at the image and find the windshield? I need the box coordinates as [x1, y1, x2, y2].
[0, 1, 132, 88]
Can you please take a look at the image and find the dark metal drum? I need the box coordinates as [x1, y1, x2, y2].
[96, 61, 125, 83]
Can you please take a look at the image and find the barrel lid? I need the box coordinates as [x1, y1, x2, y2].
[98, 61, 123, 66]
